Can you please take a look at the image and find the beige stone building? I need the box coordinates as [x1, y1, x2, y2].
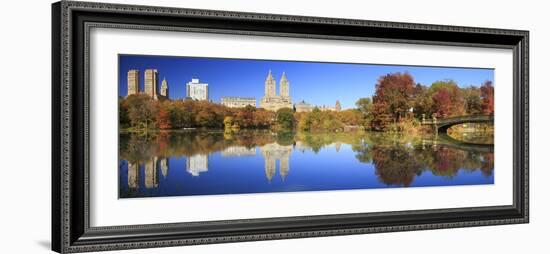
[294, 100, 314, 112]
[127, 70, 139, 96]
[320, 105, 335, 111]
[259, 71, 292, 111]
[221, 97, 256, 108]
[319, 100, 341, 111]
[144, 69, 158, 100]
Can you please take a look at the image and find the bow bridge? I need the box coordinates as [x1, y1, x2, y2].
[421, 114, 494, 133]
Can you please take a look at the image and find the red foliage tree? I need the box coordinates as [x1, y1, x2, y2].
[156, 106, 171, 129]
[480, 81, 494, 114]
[429, 80, 464, 117]
[233, 105, 256, 128]
[431, 89, 453, 117]
[371, 72, 415, 130]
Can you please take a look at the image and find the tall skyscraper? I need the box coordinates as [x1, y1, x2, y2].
[144, 69, 158, 100]
[186, 78, 209, 101]
[127, 70, 139, 96]
[160, 77, 169, 99]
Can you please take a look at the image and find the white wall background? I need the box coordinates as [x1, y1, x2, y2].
[0, 0, 546, 253]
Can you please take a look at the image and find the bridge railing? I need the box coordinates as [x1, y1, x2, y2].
[421, 114, 494, 125]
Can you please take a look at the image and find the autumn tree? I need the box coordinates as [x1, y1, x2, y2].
[336, 109, 364, 126]
[480, 81, 494, 114]
[370, 72, 415, 130]
[429, 80, 464, 117]
[119, 97, 131, 129]
[412, 83, 434, 118]
[125, 94, 158, 130]
[462, 86, 482, 115]
[233, 105, 256, 128]
[156, 105, 171, 129]
[195, 107, 221, 128]
[297, 108, 345, 132]
[369, 101, 393, 131]
[167, 102, 194, 129]
[223, 116, 234, 129]
[252, 109, 275, 128]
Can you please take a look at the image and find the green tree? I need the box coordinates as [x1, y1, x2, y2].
[355, 97, 372, 115]
[276, 108, 295, 130]
[412, 83, 434, 118]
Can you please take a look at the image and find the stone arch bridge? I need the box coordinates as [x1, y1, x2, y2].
[421, 114, 494, 134]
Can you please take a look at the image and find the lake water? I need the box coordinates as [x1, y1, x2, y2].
[118, 130, 494, 198]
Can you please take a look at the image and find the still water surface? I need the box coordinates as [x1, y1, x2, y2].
[119, 130, 494, 198]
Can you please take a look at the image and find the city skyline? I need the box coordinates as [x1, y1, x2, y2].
[118, 54, 494, 109]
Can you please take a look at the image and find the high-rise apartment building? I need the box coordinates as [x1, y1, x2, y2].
[144, 69, 158, 100]
[127, 70, 139, 96]
[186, 78, 209, 101]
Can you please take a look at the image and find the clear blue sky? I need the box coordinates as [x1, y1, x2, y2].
[118, 54, 494, 109]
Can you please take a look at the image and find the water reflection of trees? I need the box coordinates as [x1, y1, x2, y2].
[351, 133, 495, 186]
[119, 130, 494, 189]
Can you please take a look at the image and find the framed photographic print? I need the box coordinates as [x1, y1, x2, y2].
[52, 1, 529, 253]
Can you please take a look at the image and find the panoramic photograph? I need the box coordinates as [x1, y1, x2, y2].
[118, 54, 495, 198]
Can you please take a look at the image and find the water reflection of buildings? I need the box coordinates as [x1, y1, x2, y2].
[126, 141, 348, 189]
[221, 146, 256, 157]
[334, 141, 342, 152]
[127, 157, 169, 190]
[294, 141, 308, 153]
[186, 154, 209, 176]
[260, 143, 292, 182]
[127, 162, 139, 189]
[144, 157, 159, 189]
[160, 158, 169, 179]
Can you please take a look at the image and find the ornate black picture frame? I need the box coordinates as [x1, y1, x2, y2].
[52, 1, 529, 253]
